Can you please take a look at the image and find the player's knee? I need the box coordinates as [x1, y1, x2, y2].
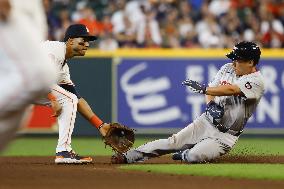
[168, 134, 183, 149]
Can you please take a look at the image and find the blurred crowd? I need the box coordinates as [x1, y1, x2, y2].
[45, 0, 284, 50]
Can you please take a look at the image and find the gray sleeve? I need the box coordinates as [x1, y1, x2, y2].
[235, 75, 264, 99]
[208, 64, 230, 87]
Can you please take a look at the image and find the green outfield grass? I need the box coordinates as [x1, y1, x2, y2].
[2, 137, 284, 156]
[121, 164, 284, 180]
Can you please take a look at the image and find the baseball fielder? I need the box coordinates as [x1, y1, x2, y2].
[38, 24, 111, 164]
[0, 0, 57, 151]
[112, 41, 265, 164]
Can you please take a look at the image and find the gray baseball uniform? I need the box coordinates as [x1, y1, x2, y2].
[123, 63, 265, 163]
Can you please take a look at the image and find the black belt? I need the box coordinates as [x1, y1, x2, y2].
[213, 123, 242, 136]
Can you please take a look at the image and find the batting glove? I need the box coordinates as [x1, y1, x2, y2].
[205, 101, 224, 120]
[182, 79, 207, 94]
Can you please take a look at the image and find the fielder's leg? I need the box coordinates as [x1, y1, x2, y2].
[51, 85, 78, 153]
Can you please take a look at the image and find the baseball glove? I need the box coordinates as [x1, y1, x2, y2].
[103, 122, 135, 153]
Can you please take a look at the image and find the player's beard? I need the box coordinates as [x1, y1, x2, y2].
[73, 46, 88, 56]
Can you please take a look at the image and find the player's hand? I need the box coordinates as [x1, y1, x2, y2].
[50, 100, 62, 117]
[182, 79, 207, 94]
[205, 101, 225, 130]
[0, 0, 11, 22]
[205, 101, 224, 120]
[98, 123, 110, 137]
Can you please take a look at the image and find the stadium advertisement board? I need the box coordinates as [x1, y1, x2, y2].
[116, 58, 284, 131]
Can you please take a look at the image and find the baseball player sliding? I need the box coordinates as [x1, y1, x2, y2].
[112, 41, 265, 164]
[39, 24, 111, 164]
[0, 0, 57, 152]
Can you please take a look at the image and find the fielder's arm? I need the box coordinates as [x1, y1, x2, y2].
[77, 98, 97, 121]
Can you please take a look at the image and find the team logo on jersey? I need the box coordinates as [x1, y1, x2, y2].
[220, 81, 232, 85]
[245, 82, 252, 89]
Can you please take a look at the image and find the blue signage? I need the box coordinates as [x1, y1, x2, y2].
[116, 58, 284, 129]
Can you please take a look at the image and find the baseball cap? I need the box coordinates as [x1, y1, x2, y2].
[63, 24, 97, 42]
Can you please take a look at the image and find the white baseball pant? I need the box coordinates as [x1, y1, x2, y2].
[36, 85, 78, 153]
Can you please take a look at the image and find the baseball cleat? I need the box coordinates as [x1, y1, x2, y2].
[55, 150, 92, 164]
[172, 151, 183, 161]
[111, 153, 127, 164]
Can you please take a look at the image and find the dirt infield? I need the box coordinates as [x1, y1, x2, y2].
[1, 155, 284, 189]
